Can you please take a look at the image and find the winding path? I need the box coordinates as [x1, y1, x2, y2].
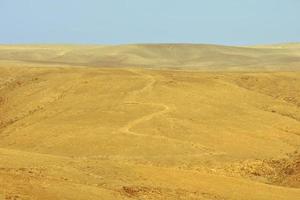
[118, 102, 170, 137]
[116, 69, 171, 137]
[115, 69, 219, 153]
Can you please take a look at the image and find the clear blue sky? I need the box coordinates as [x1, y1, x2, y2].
[0, 0, 299, 45]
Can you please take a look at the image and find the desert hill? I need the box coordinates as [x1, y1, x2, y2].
[0, 44, 300, 199]
[0, 43, 300, 70]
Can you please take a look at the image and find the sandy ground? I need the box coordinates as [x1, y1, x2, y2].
[0, 44, 300, 199]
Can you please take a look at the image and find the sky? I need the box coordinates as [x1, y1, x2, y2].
[0, 0, 299, 45]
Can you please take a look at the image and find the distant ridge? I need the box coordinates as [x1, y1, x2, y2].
[0, 43, 300, 70]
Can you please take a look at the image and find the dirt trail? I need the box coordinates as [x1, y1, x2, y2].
[119, 102, 170, 137]
[117, 69, 172, 137]
[116, 69, 220, 154]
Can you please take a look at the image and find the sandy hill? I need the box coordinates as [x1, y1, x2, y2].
[0, 44, 300, 199]
[0, 43, 300, 70]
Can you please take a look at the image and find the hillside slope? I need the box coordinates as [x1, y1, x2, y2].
[0, 44, 300, 199]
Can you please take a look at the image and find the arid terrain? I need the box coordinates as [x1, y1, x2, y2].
[0, 44, 300, 199]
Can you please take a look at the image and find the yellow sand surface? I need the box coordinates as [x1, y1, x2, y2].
[0, 44, 300, 199]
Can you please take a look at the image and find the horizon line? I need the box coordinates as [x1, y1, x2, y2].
[0, 41, 299, 47]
